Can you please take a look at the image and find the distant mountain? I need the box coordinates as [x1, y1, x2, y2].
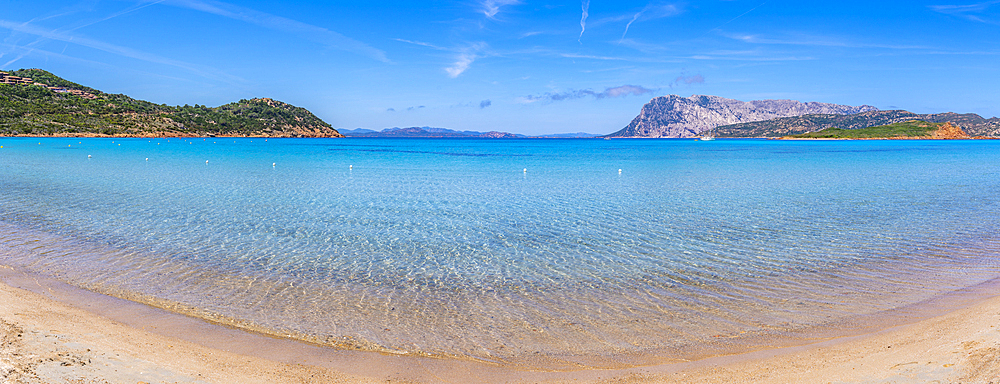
[0, 68, 342, 138]
[708, 110, 1000, 138]
[341, 127, 602, 138]
[533, 132, 602, 138]
[606, 95, 877, 138]
[341, 126, 526, 138]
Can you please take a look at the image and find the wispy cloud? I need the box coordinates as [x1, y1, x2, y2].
[561, 53, 629, 61]
[446, 42, 488, 78]
[162, 0, 389, 62]
[703, 1, 767, 36]
[386, 105, 426, 112]
[619, 4, 683, 43]
[397, 38, 491, 78]
[722, 32, 930, 49]
[481, 0, 521, 19]
[579, 0, 590, 42]
[671, 74, 705, 87]
[930, 0, 1000, 23]
[394, 38, 447, 50]
[520, 84, 655, 103]
[0, 19, 239, 82]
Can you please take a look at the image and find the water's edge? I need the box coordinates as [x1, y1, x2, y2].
[2, 221, 999, 373]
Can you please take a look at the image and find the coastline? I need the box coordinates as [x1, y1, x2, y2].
[2, 264, 999, 383]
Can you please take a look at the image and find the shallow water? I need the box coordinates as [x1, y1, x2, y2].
[0, 137, 998, 368]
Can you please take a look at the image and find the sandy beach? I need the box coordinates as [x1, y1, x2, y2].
[1, 264, 999, 384]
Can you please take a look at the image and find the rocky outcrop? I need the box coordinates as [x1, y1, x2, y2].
[607, 95, 877, 138]
[930, 122, 970, 139]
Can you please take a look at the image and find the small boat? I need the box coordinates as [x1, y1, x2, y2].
[699, 135, 715, 141]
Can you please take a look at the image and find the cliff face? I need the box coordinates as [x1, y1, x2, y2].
[930, 122, 970, 139]
[607, 95, 878, 138]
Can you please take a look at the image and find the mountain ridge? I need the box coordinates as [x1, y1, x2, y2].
[607, 94, 877, 138]
[340, 127, 602, 138]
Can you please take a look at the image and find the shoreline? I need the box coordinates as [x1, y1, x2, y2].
[2, 264, 1000, 383]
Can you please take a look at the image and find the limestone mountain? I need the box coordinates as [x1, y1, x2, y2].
[0, 68, 342, 138]
[607, 94, 877, 138]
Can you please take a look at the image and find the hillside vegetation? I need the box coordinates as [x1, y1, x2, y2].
[784, 121, 970, 139]
[709, 110, 1000, 138]
[0, 69, 342, 137]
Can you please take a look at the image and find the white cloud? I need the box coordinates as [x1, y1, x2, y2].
[481, 0, 521, 19]
[446, 52, 477, 78]
[579, 0, 590, 42]
[445, 43, 488, 78]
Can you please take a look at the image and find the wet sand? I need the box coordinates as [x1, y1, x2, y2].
[2, 264, 999, 383]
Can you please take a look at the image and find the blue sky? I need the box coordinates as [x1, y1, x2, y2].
[2, 0, 998, 135]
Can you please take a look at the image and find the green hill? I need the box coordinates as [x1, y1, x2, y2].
[708, 110, 1000, 138]
[0, 69, 342, 138]
[784, 121, 971, 139]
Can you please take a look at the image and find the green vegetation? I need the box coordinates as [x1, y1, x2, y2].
[711, 110, 1000, 138]
[786, 121, 941, 139]
[0, 68, 341, 137]
[9, 69, 101, 94]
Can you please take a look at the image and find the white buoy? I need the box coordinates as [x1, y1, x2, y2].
[206, 160, 209, 164]
[618, 169, 622, 174]
[523, 168, 527, 173]
[88, 155, 91, 158]
[145, 158, 149, 161]
[272, 163, 276, 167]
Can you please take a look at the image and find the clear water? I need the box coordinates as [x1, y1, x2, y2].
[1, 137, 998, 368]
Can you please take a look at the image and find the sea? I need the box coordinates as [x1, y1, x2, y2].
[0, 137, 998, 369]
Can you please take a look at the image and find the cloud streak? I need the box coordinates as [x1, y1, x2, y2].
[0, 19, 239, 82]
[579, 0, 590, 42]
[520, 85, 655, 103]
[162, 0, 389, 62]
[930, 1, 1000, 23]
[619, 4, 682, 43]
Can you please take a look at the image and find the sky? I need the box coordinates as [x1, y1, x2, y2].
[1, 0, 998, 135]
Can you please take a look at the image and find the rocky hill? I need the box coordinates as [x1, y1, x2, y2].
[0, 69, 342, 138]
[709, 110, 1000, 138]
[606, 95, 877, 138]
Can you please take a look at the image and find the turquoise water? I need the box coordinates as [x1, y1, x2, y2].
[1, 137, 999, 368]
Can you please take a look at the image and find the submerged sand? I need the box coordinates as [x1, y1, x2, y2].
[1, 264, 999, 383]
